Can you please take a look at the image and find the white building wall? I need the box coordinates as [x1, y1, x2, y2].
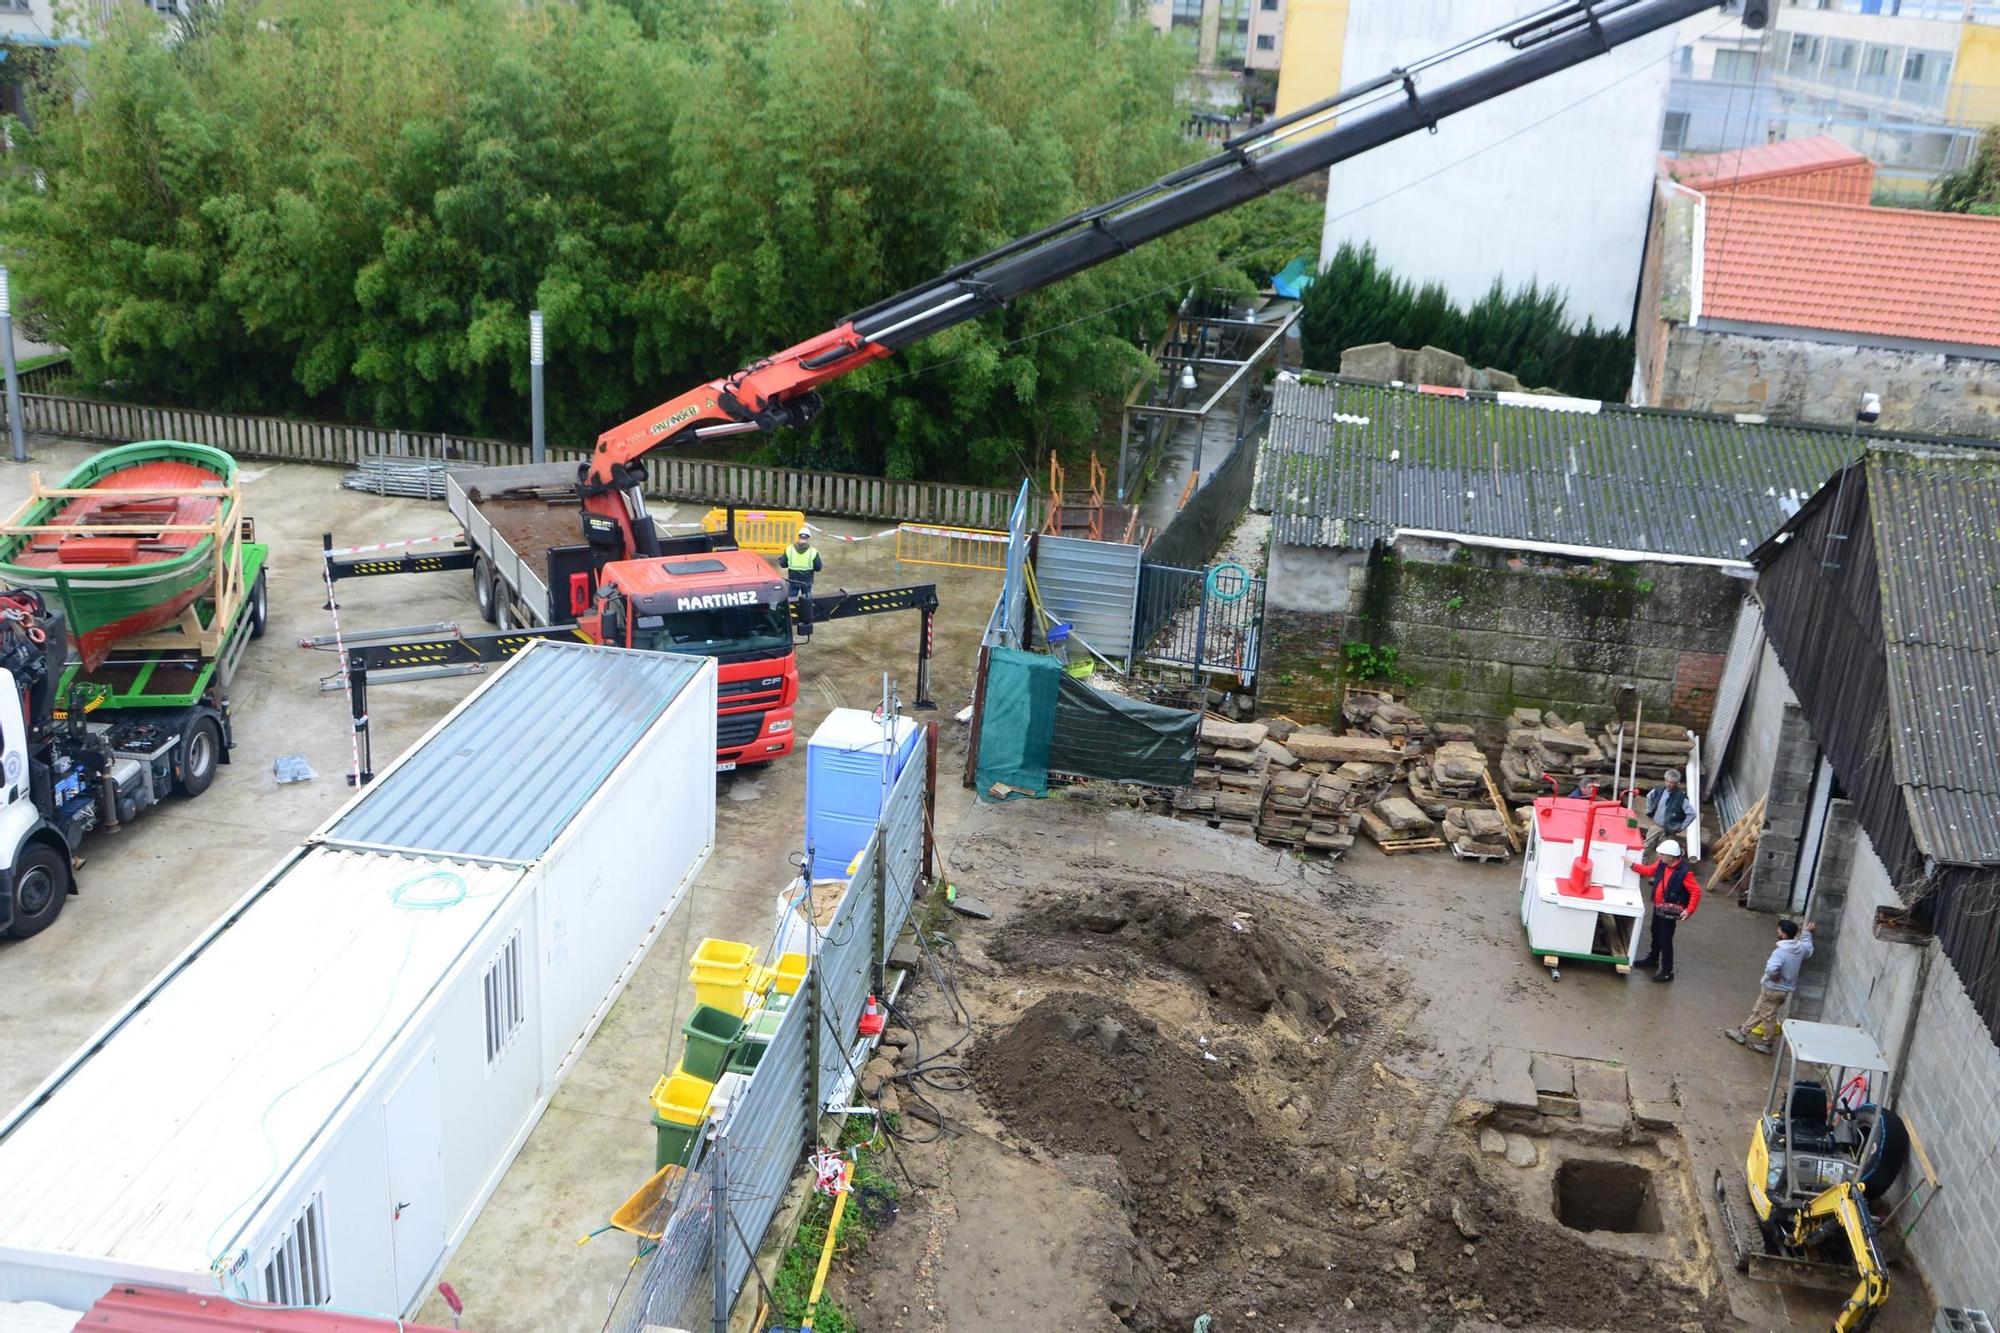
[1820, 835, 2000, 1317]
[1723, 637, 1798, 807]
[1321, 0, 1676, 329]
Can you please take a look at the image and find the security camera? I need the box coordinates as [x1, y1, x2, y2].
[1858, 392, 1882, 425]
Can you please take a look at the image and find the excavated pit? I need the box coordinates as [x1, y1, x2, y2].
[1555, 1159, 1663, 1235]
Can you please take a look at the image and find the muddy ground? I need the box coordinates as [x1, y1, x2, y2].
[820, 780, 1928, 1328]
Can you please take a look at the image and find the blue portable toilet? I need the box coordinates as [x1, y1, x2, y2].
[805, 708, 920, 880]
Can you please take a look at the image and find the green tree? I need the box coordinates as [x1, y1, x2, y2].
[1931, 124, 2000, 215]
[3, 0, 1301, 485]
[1297, 241, 1633, 400]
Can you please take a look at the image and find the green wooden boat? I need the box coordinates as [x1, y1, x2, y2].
[0, 441, 239, 671]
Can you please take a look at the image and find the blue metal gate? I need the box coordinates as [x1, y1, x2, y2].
[1133, 561, 1263, 684]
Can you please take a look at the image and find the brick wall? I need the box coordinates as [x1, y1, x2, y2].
[1258, 606, 1347, 723]
[1263, 539, 1742, 740]
[1820, 836, 2000, 1316]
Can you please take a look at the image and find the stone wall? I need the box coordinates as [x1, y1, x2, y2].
[1259, 537, 1743, 736]
[1819, 836, 2000, 1317]
[1656, 325, 2000, 438]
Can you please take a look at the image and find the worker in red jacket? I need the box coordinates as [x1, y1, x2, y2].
[1632, 839, 1700, 983]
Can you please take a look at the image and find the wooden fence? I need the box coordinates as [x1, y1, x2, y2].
[5, 391, 1042, 530]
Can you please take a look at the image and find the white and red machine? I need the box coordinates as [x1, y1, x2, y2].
[1519, 797, 1648, 981]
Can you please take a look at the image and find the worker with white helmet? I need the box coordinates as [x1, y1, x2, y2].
[783, 527, 823, 640]
[1633, 838, 1700, 984]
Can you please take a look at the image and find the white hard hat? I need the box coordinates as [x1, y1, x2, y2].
[1659, 838, 1682, 858]
[797, 527, 811, 539]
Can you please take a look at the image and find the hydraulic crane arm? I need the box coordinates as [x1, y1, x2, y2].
[585, 0, 1764, 559]
[1792, 1182, 1889, 1333]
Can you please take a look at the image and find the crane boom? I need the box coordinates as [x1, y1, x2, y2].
[584, 0, 1760, 559]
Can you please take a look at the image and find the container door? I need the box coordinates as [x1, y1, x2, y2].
[382, 1044, 446, 1314]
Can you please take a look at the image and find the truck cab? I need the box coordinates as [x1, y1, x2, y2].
[587, 549, 798, 769]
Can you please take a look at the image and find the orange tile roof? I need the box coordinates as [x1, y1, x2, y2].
[1700, 194, 2000, 349]
[1665, 135, 1871, 191]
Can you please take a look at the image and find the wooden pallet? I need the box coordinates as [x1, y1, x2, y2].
[1710, 797, 1766, 884]
[1378, 837, 1445, 855]
[1448, 841, 1512, 863]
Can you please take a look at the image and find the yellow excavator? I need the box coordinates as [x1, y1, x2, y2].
[1716, 1020, 1938, 1333]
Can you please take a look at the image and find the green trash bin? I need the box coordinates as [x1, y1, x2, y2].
[726, 1038, 769, 1075]
[651, 1112, 701, 1171]
[680, 1004, 744, 1082]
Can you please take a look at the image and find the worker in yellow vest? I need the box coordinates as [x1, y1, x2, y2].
[783, 528, 823, 639]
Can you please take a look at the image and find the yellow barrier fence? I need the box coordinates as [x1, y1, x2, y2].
[701, 507, 808, 555]
[895, 521, 1009, 572]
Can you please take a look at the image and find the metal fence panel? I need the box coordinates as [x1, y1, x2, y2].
[1135, 562, 1266, 685]
[1033, 535, 1142, 666]
[987, 480, 1034, 649]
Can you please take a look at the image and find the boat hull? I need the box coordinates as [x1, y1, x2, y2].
[0, 442, 238, 670]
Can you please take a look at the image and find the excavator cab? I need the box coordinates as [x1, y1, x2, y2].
[1735, 1021, 1911, 1333]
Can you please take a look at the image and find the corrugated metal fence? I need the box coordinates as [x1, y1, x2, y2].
[610, 738, 929, 1332]
[1032, 535, 1142, 668]
[4, 392, 1029, 528]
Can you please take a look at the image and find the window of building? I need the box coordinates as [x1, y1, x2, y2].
[1863, 45, 1892, 78]
[262, 1194, 330, 1308]
[1825, 39, 1858, 75]
[483, 931, 525, 1067]
[1661, 111, 1690, 152]
[1256, 32, 1275, 49]
[1786, 34, 1822, 76]
[1903, 49, 1949, 84]
[1714, 49, 1759, 82]
[1261, 0, 1278, 9]
[1170, 0, 1201, 31]
[1676, 46, 1693, 76]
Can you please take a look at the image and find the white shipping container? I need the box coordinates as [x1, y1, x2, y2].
[0, 640, 718, 1320]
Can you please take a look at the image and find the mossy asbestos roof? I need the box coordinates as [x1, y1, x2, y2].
[1866, 447, 2000, 865]
[1254, 375, 1870, 560]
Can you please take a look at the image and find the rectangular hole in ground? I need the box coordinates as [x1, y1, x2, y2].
[1554, 1158, 1661, 1234]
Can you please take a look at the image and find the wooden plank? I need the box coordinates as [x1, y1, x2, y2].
[1484, 768, 1524, 854]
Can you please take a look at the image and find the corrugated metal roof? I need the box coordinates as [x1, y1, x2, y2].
[0, 849, 524, 1275]
[325, 640, 701, 862]
[74, 1283, 458, 1329]
[1253, 376, 1859, 559]
[1867, 448, 2000, 865]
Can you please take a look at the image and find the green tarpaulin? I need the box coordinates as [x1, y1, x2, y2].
[974, 647, 1059, 800]
[1049, 674, 1197, 788]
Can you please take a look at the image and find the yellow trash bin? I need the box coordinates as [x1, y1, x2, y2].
[688, 937, 758, 1014]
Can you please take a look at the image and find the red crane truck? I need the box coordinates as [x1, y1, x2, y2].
[325, 0, 1768, 781]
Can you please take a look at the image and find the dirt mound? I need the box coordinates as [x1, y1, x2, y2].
[968, 915, 1722, 1332]
[972, 991, 1273, 1239]
[989, 880, 1347, 1030]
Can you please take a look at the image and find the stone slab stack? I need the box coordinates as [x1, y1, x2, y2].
[1498, 709, 1609, 804]
[1176, 718, 1268, 836]
[1599, 721, 1695, 792]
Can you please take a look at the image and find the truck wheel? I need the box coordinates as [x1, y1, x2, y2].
[248, 570, 269, 640]
[474, 556, 497, 625]
[5, 843, 70, 939]
[177, 716, 224, 798]
[494, 593, 515, 632]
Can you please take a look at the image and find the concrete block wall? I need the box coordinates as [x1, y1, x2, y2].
[1818, 836, 2000, 1316]
[1257, 539, 1741, 734]
[1792, 798, 1858, 1021]
[1745, 701, 1818, 913]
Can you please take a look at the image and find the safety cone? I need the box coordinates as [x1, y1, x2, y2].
[858, 993, 886, 1038]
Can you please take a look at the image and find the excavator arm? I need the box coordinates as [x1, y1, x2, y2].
[1790, 1182, 1889, 1333]
[581, 0, 1765, 561]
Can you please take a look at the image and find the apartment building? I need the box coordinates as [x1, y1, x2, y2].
[1663, 0, 2000, 189]
[1147, 0, 1285, 72]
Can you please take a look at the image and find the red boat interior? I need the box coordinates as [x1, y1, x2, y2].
[12, 461, 226, 568]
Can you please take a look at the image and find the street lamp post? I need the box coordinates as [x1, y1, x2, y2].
[529, 310, 546, 466]
[1, 268, 26, 463]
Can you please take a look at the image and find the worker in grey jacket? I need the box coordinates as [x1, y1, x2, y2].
[1643, 768, 1694, 856]
[1724, 919, 1816, 1055]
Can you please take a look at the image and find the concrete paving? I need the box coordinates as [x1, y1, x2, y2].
[0, 437, 999, 1332]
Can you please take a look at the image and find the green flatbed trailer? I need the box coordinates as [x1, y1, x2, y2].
[55, 542, 269, 712]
